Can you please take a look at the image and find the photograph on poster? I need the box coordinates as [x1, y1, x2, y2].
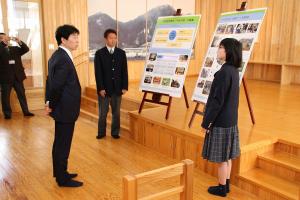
[175, 67, 186, 75]
[236, 23, 249, 34]
[146, 64, 154, 72]
[153, 76, 162, 84]
[171, 79, 181, 88]
[216, 24, 226, 34]
[202, 81, 212, 95]
[204, 57, 214, 68]
[247, 23, 259, 33]
[179, 55, 189, 62]
[161, 78, 171, 86]
[240, 38, 254, 51]
[200, 68, 210, 78]
[197, 80, 205, 88]
[225, 24, 236, 34]
[144, 75, 153, 84]
[149, 53, 157, 61]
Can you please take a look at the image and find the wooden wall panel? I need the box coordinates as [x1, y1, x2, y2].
[40, 0, 300, 89]
[41, 0, 89, 90]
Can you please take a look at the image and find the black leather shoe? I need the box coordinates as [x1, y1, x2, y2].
[4, 115, 11, 119]
[112, 135, 120, 139]
[58, 180, 83, 187]
[24, 112, 34, 117]
[96, 135, 106, 139]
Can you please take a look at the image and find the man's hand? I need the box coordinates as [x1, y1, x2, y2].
[45, 106, 52, 115]
[122, 89, 127, 95]
[12, 37, 22, 45]
[99, 90, 106, 97]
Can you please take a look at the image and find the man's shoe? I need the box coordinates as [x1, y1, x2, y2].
[24, 112, 34, 117]
[58, 180, 83, 187]
[4, 115, 11, 119]
[96, 135, 106, 139]
[112, 135, 120, 139]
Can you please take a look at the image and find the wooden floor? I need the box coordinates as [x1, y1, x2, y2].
[0, 111, 257, 200]
[1, 77, 299, 199]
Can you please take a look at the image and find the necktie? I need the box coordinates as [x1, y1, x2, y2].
[110, 49, 113, 54]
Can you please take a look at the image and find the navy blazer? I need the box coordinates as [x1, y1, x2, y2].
[0, 41, 29, 84]
[45, 48, 81, 123]
[201, 63, 240, 129]
[94, 47, 128, 96]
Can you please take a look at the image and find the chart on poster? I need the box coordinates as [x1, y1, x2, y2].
[140, 15, 201, 97]
[192, 8, 267, 103]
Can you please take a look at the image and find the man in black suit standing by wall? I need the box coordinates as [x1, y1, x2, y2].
[94, 29, 128, 139]
[45, 25, 83, 187]
[0, 33, 34, 119]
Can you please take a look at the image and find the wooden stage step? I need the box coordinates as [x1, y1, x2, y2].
[276, 140, 300, 158]
[238, 168, 299, 200]
[258, 151, 300, 182]
[80, 109, 131, 139]
[81, 96, 130, 127]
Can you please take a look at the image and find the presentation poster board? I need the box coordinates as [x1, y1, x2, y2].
[192, 8, 266, 103]
[140, 15, 201, 97]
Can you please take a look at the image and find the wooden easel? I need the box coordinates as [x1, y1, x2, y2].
[188, 1, 256, 127]
[138, 86, 189, 120]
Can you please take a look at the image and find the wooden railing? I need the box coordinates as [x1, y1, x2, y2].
[123, 159, 194, 200]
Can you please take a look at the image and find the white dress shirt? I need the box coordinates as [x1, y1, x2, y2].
[106, 45, 115, 54]
[59, 45, 73, 61]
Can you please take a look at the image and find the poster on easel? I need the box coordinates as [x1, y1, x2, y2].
[192, 8, 267, 103]
[140, 15, 201, 98]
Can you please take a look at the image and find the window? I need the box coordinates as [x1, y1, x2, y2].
[7, 0, 44, 88]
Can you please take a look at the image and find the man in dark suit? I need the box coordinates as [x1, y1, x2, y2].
[45, 25, 83, 187]
[94, 29, 128, 139]
[0, 33, 34, 119]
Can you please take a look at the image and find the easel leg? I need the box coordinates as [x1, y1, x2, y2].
[183, 86, 189, 108]
[188, 103, 200, 128]
[242, 78, 255, 124]
[166, 97, 173, 119]
[138, 92, 147, 114]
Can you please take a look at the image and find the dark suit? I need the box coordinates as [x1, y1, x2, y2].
[45, 47, 81, 185]
[94, 47, 128, 136]
[0, 41, 30, 116]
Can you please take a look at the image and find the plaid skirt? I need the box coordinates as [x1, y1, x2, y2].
[202, 125, 240, 163]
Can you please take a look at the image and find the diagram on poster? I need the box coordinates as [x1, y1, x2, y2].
[140, 15, 201, 97]
[192, 8, 266, 103]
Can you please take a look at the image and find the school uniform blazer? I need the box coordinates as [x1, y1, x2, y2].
[201, 63, 240, 129]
